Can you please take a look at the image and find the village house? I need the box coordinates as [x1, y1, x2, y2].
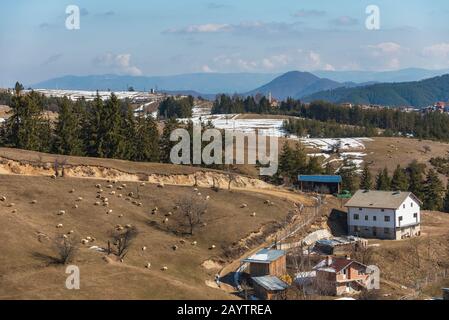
[242, 248, 286, 277]
[313, 256, 376, 296]
[345, 190, 421, 240]
[251, 275, 289, 300]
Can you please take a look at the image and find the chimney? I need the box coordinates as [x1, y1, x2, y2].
[326, 256, 333, 266]
[443, 288, 449, 300]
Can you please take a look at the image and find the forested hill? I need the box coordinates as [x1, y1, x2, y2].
[302, 74, 449, 108]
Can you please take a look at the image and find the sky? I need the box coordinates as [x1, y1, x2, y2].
[1, 0, 449, 86]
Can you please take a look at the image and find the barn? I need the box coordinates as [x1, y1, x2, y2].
[298, 175, 342, 194]
[242, 249, 286, 277]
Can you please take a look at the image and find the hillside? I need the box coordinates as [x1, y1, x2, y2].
[303, 74, 449, 108]
[0, 148, 313, 299]
[245, 71, 343, 100]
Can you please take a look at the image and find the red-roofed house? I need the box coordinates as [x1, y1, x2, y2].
[313, 256, 377, 296]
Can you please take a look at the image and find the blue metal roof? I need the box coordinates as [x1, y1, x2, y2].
[242, 249, 285, 264]
[298, 175, 342, 183]
[252, 276, 289, 291]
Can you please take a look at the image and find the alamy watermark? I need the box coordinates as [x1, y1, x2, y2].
[65, 265, 80, 290]
[65, 5, 80, 30]
[365, 5, 380, 30]
[170, 123, 278, 176]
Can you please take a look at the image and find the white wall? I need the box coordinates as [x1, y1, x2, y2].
[395, 196, 420, 227]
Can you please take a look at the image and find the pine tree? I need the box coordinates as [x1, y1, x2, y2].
[391, 165, 409, 191]
[291, 142, 308, 174]
[133, 115, 160, 162]
[306, 156, 323, 175]
[360, 164, 373, 190]
[423, 169, 444, 211]
[376, 167, 391, 191]
[102, 93, 125, 158]
[406, 160, 425, 199]
[278, 143, 294, 178]
[340, 162, 358, 193]
[53, 97, 84, 156]
[442, 182, 449, 213]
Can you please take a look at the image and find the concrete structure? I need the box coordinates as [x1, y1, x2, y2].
[242, 249, 286, 277]
[345, 190, 421, 240]
[252, 275, 289, 300]
[313, 256, 375, 296]
[314, 236, 368, 255]
[298, 175, 342, 194]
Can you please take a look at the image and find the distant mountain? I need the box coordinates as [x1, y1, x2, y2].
[31, 73, 279, 95]
[313, 68, 449, 84]
[245, 71, 344, 100]
[302, 74, 449, 108]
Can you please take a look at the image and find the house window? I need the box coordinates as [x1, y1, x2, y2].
[381, 209, 385, 212]
[384, 216, 390, 222]
[411, 203, 413, 207]
[354, 214, 359, 220]
[358, 208, 363, 211]
[399, 216, 403, 221]
[365, 215, 369, 221]
[413, 213, 418, 218]
[384, 228, 390, 234]
[373, 216, 377, 221]
[403, 204, 406, 209]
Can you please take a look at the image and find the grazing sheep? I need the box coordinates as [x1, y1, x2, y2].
[165, 212, 172, 217]
[62, 234, 68, 239]
[121, 184, 127, 188]
[103, 202, 109, 207]
[31, 200, 37, 204]
[106, 185, 113, 189]
[125, 197, 131, 201]
[58, 210, 66, 216]
[140, 182, 146, 186]
[172, 245, 178, 251]
[173, 205, 179, 210]
[118, 194, 123, 198]
[76, 197, 83, 202]
[0, 196, 6, 202]
[68, 230, 74, 234]
[11, 209, 17, 214]
[145, 263, 151, 269]
[95, 184, 101, 189]
[201, 222, 207, 227]
[191, 241, 198, 246]
[69, 189, 75, 193]
[56, 224, 63, 228]
[86, 236, 92, 241]
[161, 266, 168, 271]
[51, 174, 57, 179]
[8, 203, 15, 207]
[125, 224, 132, 228]
[103, 198, 109, 202]
[163, 218, 169, 224]
[96, 194, 101, 199]
[107, 209, 113, 214]
[180, 239, 186, 244]
[110, 191, 116, 195]
[137, 202, 143, 207]
[250, 212, 256, 217]
[97, 189, 103, 193]
[142, 246, 147, 251]
[94, 202, 101, 206]
[210, 245, 216, 250]
[81, 239, 88, 245]
[73, 205, 79, 209]
[128, 192, 134, 197]
[240, 204, 247, 208]
[193, 188, 198, 192]
[118, 214, 124, 218]
[206, 196, 210, 200]
[117, 186, 123, 191]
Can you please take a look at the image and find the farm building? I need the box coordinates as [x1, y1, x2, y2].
[242, 249, 286, 277]
[313, 256, 377, 296]
[252, 275, 289, 300]
[345, 190, 421, 240]
[314, 236, 368, 255]
[298, 175, 342, 194]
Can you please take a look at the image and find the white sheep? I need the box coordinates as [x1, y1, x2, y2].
[73, 204, 79, 209]
[76, 197, 83, 202]
[107, 209, 113, 214]
[117, 186, 123, 191]
[137, 202, 143, 207]
[121, 183, 127, 188]
[58, 210, 66, 216]
[69, 189, 75, 193]
[103, 202, 109, 207]
[161, 266, 168, 271]
[142, 246, 147, 251]
[94, 202, 101, 206]
[118, 214, 124, 218]
[68, 230, 74, 234]
[163, 218, 169, 224]
[140, 182, 146, 186]
[118, 194, 123, 198]
[11, 209, 17, 214]
[165, 212, 172, 217]
[0, 196, 6, 202]
[8, 203, 15, 207]
[110, 191, 116, 195]
[106, 185, 113, 189]
[95, 184, 101, 189]
[172, 245, 178, 251]
[210, 245, 216, 250]
[206, 196, 210, 200]
[251, 212, 257, 217]
[56, 224, 63, 228]
[180, 239, 186, 244]
[81, 239, 88, 245]
[145, 263, 151, 269]
[86, 236, 92, 241]
[125, 224, 132, 228]
[157, 182, 165, 188]
[240, 203, 247, 208]
[193, 188, 198, 192]
[191, 241, 198, 246]
[31, 200, 37, 204]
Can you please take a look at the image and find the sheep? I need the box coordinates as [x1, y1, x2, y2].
[137, 202, 143, 207]
[206, 196, 210, 200]
[145, 263, 151, 269]
[73, 204, 79, 209]
[140, 182, 146, 186]
[110, 191, 116, 195]
[173, 205, 179, 210]
[56, 224, 63, 228]
[172, 245, 178, 251]
[7, 203, 15, 207]
[240, 203, 247, 208]
[106, 185, 113, 189]
[103, 198, 109, 203]
[106, 209, 113, 214]
[58, 210, 66, 216]
[128, 192, 134, 197]
[191, 241, 198, 246]
[76, 197, 83, 202]
[118, 194, 123, 198]
[142, 246, 147, 251]
[31, 200, 37, 204]
[86, 236, 92, 241]
[117, 186, 123, 191]
[125, 197, 131, 201]
[94, 202, 101, 206]
[161, 266, 168, 271]
[0, 196, 6, 202]
[81, 239, 89, 245]
[165, 212, 173, 217]
[197, 192, 202, 196]
[68, 230, 74, 234]
[103, 202, 109, 207]
[193, 188, 198, 192]
[90, 237, 96, 242]
[96, 194, 101, 199]
[118, 214, 124, 218]
[121, 184, 127, 188]
[11, 209, 17, 214]
[180, 239, 186, 244]
[69, 189, 75, 194]
[62, 234, 68, 239]
[50, 174, 57, 179]
[250, 212, 257, 217]
[163, 218, 169, 224]
[97, 189, 103, 193]
[95, 184, 101, 189]
[209, 245, 216, 250]
[125, 224, 132, 228]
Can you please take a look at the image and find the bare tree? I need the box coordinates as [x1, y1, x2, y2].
[351, 244, 375, 265]
[109, 227, 139, 259]
[175, 195, 208, 235]
[54, 235, 78, 264]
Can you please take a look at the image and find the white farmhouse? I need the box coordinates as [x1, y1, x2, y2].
[345, 190, 421, 240]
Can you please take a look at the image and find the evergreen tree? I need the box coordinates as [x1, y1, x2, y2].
[53, 97, 84, 156]
[306, 156, 323, 175]
[423, 169, 444, 211]
[101, 93, 125, 158]
[391, 165, 409, 191]
[340, 162, 358, 193]
[442, 182, 449, 213]
[360, 164, 373, 190]
[375, 167, 391, 191]
[133, 115, 160, 162]
[291, 142, 308, 174]
[406, 160, 425, 199]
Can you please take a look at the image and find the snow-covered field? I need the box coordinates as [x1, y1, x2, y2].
[300, 138, 372, 152]
[28, 89, 166, 102]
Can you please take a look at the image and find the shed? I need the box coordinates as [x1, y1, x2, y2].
[298, 175, 342, 194]
[252, 276, 289, 300]
[242, 249, 286, 277]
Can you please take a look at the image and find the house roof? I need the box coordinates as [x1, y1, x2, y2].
[252, 276, 289, 291]
[298, 175, 342, 183]
[314, 257, 367, 273]
[344, 190, 422, 209]
[242, 249, 285, 264]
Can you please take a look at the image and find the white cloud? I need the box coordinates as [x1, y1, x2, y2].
[293, 9, 326, 18]
[422, 43, 449, 58]
[201, 65, 214, 73]
[331, 16, 358, 26]
[94, 53, 142, 76]
[367, 42, 402, 55]
[165, 23, 231, 34]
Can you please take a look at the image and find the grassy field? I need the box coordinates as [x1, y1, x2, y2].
[0, 171, 303, 299]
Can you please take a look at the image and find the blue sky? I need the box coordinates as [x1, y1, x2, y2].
[1, 0, 449, 85]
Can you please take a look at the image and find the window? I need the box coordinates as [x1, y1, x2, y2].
[413, 213, 418, 218]
[358, 208, 363, 211]
[384, 216, 390, 222]
[381, 209, 385, 212]
[411, 203, 413, 207]
[354, 214, 359, 220]
[373, 216, 377, 221]
[365, 215, 369, 221]
[384, 228, 390, 234]
[399, 216, 403, 221]
[403, 204, 406, 209]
